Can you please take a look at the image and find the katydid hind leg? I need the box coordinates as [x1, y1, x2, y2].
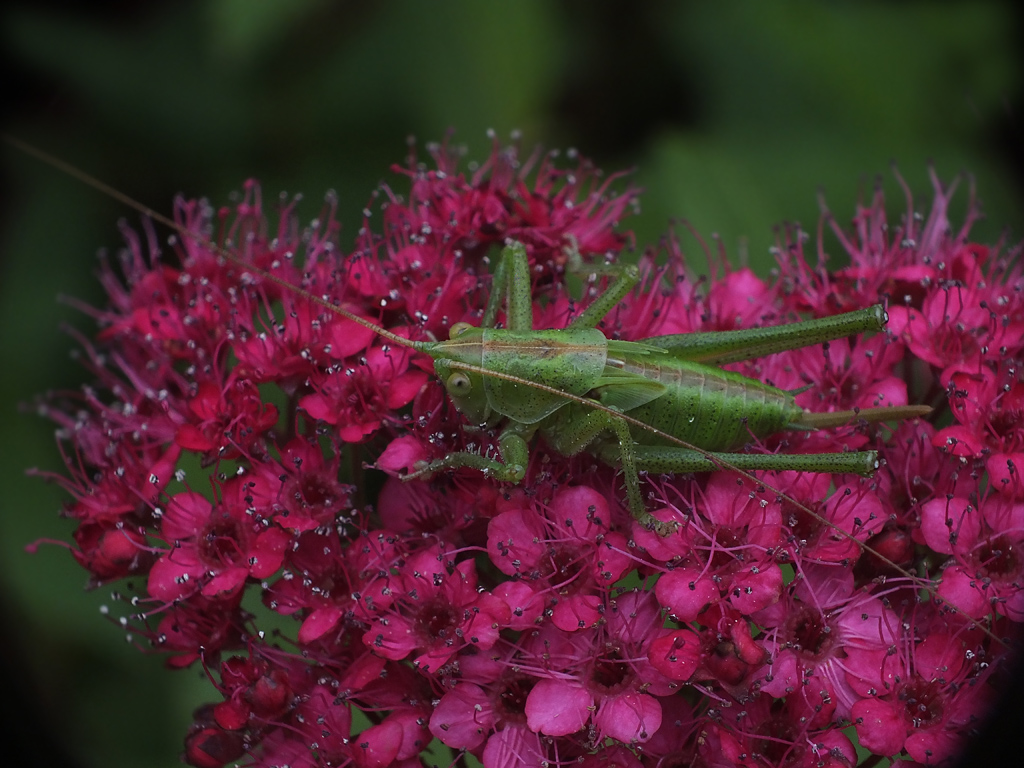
[602, 444, 879, 477]
[642, 305, 887, 365]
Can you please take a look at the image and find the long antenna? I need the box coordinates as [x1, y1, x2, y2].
[2, 133, 427, 352]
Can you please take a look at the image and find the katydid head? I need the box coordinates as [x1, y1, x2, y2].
[428, 323, 493, 426]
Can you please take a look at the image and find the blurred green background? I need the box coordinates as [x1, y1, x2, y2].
[2, 1, 1022, 766]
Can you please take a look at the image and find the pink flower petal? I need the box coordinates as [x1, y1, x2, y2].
[350, 719, 402, 768]
[647, 629, 701, 682]
[202, 564, 248, 598]
[728, 563, 782, 614]
[936, 566, 991, 619]
[429, 683, 492, 749]
[920, 497, 979, 555]
[655, 568, 719, 622]
[852, 698, 905, 757]
[161, 492, 212, 540]
[525, 679, 592, 736]
[595, 692, 662, 743]
[298, 606, 344, 645]
[377, 436, 429, 474]
[552, 593, 602, 631]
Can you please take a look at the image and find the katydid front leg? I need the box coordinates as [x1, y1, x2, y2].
[562, 240, 640, 331]
[482, 238, 641, 333]
[481, 241, 535, 330]
[403, 426, 533, 483]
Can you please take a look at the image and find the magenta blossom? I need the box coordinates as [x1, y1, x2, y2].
[851, 628, 994, 765]
[520, 591, 673, 743]
[753, 564, 899, 719]
[148, 491, 289, 602]
[361, 544, 511, 672]
[935, 366, 1024, 497]
[920, 493, 1024, 621]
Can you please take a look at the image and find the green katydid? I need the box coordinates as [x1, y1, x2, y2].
[5, 134, 930, 538]
[379, 240, 930, 532]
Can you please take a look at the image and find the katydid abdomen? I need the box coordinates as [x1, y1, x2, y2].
[604, 356, 801, 451]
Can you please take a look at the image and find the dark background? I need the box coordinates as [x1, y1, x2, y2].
[2, 1, 1022, 766]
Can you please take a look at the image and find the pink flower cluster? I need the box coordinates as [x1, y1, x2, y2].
[34, 140, 1023, 767]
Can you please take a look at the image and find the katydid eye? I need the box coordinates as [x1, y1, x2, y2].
[446, 372, 472, 394]
[449, 322, 473, 339]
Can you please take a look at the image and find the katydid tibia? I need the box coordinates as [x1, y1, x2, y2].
[5, 133, 930, 538]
